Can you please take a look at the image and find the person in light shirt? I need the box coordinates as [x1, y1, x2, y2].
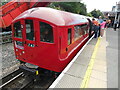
[98, 16, 103, 37]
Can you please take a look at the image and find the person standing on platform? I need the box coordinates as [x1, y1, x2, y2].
[92, 18, 99, 38]
[100, 20, 106, 37]
[114, 20, 118, 31]
[98, 16, 103, 37]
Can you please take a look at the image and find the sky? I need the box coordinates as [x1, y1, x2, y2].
[81, 0, 120, 12]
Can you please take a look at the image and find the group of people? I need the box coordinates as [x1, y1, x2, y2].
[92, 16, 106, 38]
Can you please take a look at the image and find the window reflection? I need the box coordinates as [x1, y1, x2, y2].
[14, 21, 22, 38]
[74, 24, 88, 41]
[40, 22, 54, 43]
[25, 20, 35, 41]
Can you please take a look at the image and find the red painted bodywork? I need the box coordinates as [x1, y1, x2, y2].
[12, 7, 90, 72]
[0, 0, 49, 28]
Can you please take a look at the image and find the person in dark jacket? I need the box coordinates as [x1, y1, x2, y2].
[92, 18, 99, 38]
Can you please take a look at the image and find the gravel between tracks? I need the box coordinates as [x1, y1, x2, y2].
[1, 43, 20, 79]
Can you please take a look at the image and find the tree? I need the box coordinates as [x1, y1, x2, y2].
[87, 13, 93, 17]
[48, 2, 87, 15]
[0, 2, 7, 7]
[90, 9, 104, 18]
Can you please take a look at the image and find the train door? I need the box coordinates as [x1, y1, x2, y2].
[13, 20, 26, 60]
[23, 19, 37, 62]
[59, 27, 73, 60]
[67, 27, 74, 52]
[35, 21, 57, 63]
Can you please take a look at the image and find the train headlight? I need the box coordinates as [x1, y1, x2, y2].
[22, 51, 25, 54]
[16, 49, 18, 51]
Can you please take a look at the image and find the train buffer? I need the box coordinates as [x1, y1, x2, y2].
[49, 28, 118, 88]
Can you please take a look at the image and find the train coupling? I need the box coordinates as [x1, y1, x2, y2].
[19, 63, 39, 77]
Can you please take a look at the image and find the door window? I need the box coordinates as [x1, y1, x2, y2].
[14, 21, 22, 38]
[68, 28, 72, 45]
[40, 22, 54, 43]
[25, 20, 35, 41]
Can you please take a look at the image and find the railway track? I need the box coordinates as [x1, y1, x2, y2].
[0, 31, 12, 44]
[0, 69, 55, 89]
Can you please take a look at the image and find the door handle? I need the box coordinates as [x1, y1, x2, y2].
[35, 45, 38, 47]
[66, 47, 68, 51]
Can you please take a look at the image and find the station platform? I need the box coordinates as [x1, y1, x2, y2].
[49, 28, 118, 88]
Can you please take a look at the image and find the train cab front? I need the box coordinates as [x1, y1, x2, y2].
[12, 17, 59, 77]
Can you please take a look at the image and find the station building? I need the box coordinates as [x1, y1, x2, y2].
[102, 1, 120, 28]
[115, 1, 120, 28]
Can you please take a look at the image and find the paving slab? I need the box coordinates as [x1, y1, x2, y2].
[74, 56, 90, 66]
[87, 77, 107, 88]
[94, 59, 107, 66]
[89, 38, 98, 45]
[91, 70, 107, 82]
[93, 63, 107, 73]
[65, 63, 87, 79]
[55, 74, 83, 88]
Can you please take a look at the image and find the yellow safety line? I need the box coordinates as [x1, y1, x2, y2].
[80, 37, 101, 88]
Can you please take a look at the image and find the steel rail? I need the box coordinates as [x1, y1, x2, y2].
[0, 72, 23, 88]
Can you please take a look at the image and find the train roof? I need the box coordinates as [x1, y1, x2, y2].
[13, 7, 88, 26]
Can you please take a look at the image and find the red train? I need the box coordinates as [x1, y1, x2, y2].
[12, 7, 93, 74]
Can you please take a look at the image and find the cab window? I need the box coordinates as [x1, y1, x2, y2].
[25, 20, 35, 41]
[14, 21, 22, 38]
[40, 22, 54, 43]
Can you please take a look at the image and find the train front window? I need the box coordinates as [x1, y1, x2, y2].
[25, 20, 35, 41]
[40, 22, 54, 43]
[14, 21, 22, 38]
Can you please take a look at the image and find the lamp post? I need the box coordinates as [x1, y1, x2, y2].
[114, 1, 120, 29]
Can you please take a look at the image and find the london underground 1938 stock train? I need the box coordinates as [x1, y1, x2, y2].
[12, 7, 93, 75]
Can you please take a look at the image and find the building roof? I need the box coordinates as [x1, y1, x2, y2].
[102, 11, 116, 17]
[13, 7, 88, 26]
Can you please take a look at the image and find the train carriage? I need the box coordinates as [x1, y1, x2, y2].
[12, 7, 92, 73]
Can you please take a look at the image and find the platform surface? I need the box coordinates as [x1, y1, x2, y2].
[49, 28, 118, 88]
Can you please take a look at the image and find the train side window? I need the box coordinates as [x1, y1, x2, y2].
[68, 28, 72, 45]
[14, 21, 22, 38]
[74, 25, 83, 41]
[25, 20, 35, 41]
[81, 24, 88, 34]
[40, 22, 54, 43]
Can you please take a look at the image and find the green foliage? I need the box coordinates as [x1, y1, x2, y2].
[87, 13, 93, 17]
[48, 2, 87, 15]
[90, 9, 104, 18]
[0, 2, 7, 7]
